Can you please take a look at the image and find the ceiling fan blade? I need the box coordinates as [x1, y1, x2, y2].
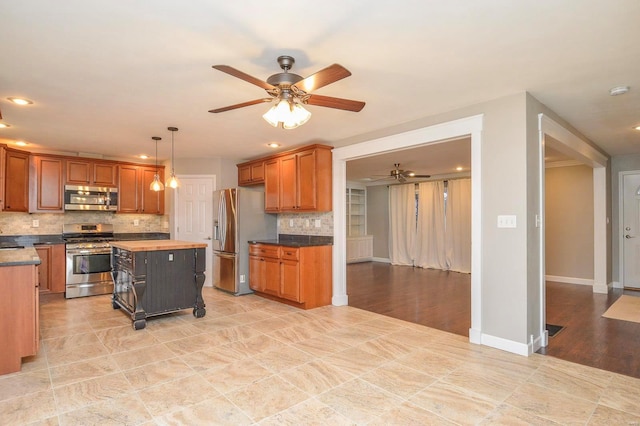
[293, 64, 352, 92]
[305, 94, 365, 112]
[208, 98, 273, 113]
[411, 175, 431, 178]
[212, 65, 275, 90]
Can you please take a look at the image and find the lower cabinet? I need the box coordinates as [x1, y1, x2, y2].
[34, 244, 66, 294]
[249, 243, 332, 309]
[346, 235, 374, 263]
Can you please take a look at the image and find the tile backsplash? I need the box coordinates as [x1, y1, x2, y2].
[0, 212, 169, 236]
[277, 211, 333, 236]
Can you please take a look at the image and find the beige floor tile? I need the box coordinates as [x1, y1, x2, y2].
[357, 334, 416, 360]
[189, 315, 243, 332]
[384, 327, 438, 349]
[43, 331, 102, 352]
[58, 393, 152, 425]
[88, 316, 132, 331]
[0, 389, 57, 425]
[396, 348, 462, 378]
[227, 309, 274, 324]
[227, 375, 310, 422]
[479, 403, 560, 425]
[409, 381, 498, 425]
[95, 325, 161, 354]
[291, 335, 353, 357]
[442, 362, 526, 402]
[368, 401, 457, 426]
[527, 364, 609, 403]
[146, 323, 203, 343]
[45, 341, 110, 367]
[202, 358, 272, 394]
[225, 334, 285, 357]
[179, 343, 249, 372]
[252, 345, 314, 373]
[281, 359, 355, 396]
[111, 343, 177, 371]
[208, 323, 265, 345]
[122, 358, 194, 391]
[325, 346, 388, 376]
[505, 382, 597, 424]
[136, 374, 219, 416]
[243, 315, 292, 333]
[40, 322, 94, 339]
[0, 368, 51, 402]
[266, 323, 322, 343]
[260, 397, 354, 426]
[587, 404, 640, 425]
[162, 332, 223, 356]
[325, 326, 380, 346]
[155, 395, 253, 426]
[361, 361, 437, 399]
[53, 372, 133, 413]
[18, 348, 49, 373]
[49, 355, 119, 388]
[352, 317, 407, 335]
[317, 378, 403, 424]
[598, 373, 640, 416]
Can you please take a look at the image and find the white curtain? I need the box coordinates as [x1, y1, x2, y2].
[388, 183, 416, 265]
[446, 178, 471, 273]
[414, 181, 447, 269]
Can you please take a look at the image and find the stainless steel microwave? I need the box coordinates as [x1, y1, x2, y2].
[64, 185, 118, 211]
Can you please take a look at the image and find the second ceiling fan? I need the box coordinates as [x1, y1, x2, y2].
[375, 164, 431, 183]
[208, 55, 365, 129]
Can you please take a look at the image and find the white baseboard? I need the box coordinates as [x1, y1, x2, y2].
[593, 282, 612, 294]
[332, 294, 348, 306]
[372, 257, 391, 264]
[468, 328, 482, 344]
[481, 333, 530, 356]
[546, 275, 594, 286]
[613, 281, 623, 289]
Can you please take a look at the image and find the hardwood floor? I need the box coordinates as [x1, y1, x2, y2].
[347, 261, 640, 379]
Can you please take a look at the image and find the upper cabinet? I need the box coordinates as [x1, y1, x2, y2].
[118, 164, 164, 214]
[66, 159, 118, 187]
[3, 148, 29, 212]
[237, 160, 265, 185]
[240, 144, 332, 213]
[29, 155, 64, 212]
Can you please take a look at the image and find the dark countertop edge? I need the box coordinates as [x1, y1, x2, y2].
[0, 232, 170, 246]
[249, 234, 333, 247]
[0, 248, 42, 267]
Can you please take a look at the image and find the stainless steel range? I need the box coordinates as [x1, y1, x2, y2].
[63, 223, 114, 299]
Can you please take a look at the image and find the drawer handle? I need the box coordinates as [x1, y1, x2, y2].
[285, 252, 293, 255]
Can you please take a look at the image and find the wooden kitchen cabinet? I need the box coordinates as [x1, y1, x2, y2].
[118, 164, 164, 214]
[248, 243, 332, 309]
[264, 158, 280, 212]
[3, 148, 29, 212]
[237, 160, 265, 186]
[29, 155, 65, 212]
[66, 159, 118, 187]
[35, 244, 66, 294]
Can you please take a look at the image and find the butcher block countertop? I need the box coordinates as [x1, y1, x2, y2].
[110, 240, 207, 252]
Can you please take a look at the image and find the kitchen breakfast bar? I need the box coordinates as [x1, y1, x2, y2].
[111, 240, 207, 330]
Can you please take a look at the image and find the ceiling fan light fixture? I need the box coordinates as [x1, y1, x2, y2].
[263, 99, 311, 129]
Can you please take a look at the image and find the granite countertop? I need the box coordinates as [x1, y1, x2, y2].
[111, 240, 207, 252]
[0, 233, 170, 247]
[249, 234, 333, 247]
[0, 248, 42, 267]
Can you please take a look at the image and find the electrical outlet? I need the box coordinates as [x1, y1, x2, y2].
[314, 219, 321, 228]
[168, 253, 174, 261]
[289, 219, 294, 227]
[163, 221, 169, 229]
[32, 219, 39, 228]
[133, 219, 140, 226]
[305, 219, 310, 227]
[240, 274, 245, 283]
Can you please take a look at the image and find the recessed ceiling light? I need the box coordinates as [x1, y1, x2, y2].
[0, 123, 10, 128]
[609, 86, 630, 96]
[267, 143, 280, 148]
[140, 154, 149, 159]
[7, 97, 34, 105]
[456, 166, 463, 171]
[634, 125, 640, 131]
[15, 141, 28, 146]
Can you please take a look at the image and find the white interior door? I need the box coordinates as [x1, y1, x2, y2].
[623, 172, 640, 288]
[174, 176, 215, 287]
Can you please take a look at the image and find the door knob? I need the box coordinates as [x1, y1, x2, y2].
[204, 237, 212, 240]
[625, 235, 635, 239]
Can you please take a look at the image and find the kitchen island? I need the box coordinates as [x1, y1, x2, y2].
[111, 240, 207, 330]
[0, 248, 41, 375]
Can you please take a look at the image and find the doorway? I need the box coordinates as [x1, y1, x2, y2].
[620, 171, 640, 288]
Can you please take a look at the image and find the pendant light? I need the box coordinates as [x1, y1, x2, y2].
[165, 127, 179, 188]
[150, 136, 164, 192]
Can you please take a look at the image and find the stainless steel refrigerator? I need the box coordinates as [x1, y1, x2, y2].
[213, 187, 277, 295]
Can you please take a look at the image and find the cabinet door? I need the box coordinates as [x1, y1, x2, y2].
[140, 167, 164, 214]
[264, 159, 280, 212]
[118, 165, 140, 212]
[248, 255, 263, 291]
[35, 246, 52, 293]
[281, 258, 300, 302]
[4, 150, 29, 212]
[51, 244, 66, 293]
[66, 159, 92, 185]
[238, 164, 252, 185]
[262, 256, 281, 296]
[93, 162, 117, 186]
[279, 154, 297, 210]
[296, 149, 317, 210]
[250, 161, 265, 183]
[31, 156, 64, 212]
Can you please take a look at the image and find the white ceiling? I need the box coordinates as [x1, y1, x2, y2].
[1, 1, 639, 175]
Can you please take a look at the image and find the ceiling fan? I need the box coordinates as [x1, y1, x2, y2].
[374, 164, 431, 183]
[208, 55, 365, 129]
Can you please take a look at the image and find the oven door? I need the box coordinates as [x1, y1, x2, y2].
[65, 247, 113, 298]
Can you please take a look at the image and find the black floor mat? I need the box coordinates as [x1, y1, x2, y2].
[546, 323, 564, 337]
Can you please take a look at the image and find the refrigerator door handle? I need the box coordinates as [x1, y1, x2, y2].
[213, 220, 219, 241]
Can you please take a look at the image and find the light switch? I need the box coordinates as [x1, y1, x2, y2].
[497, 215, 516, 228]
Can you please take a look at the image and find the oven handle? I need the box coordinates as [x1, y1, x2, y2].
[66, 249, 112, 255]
